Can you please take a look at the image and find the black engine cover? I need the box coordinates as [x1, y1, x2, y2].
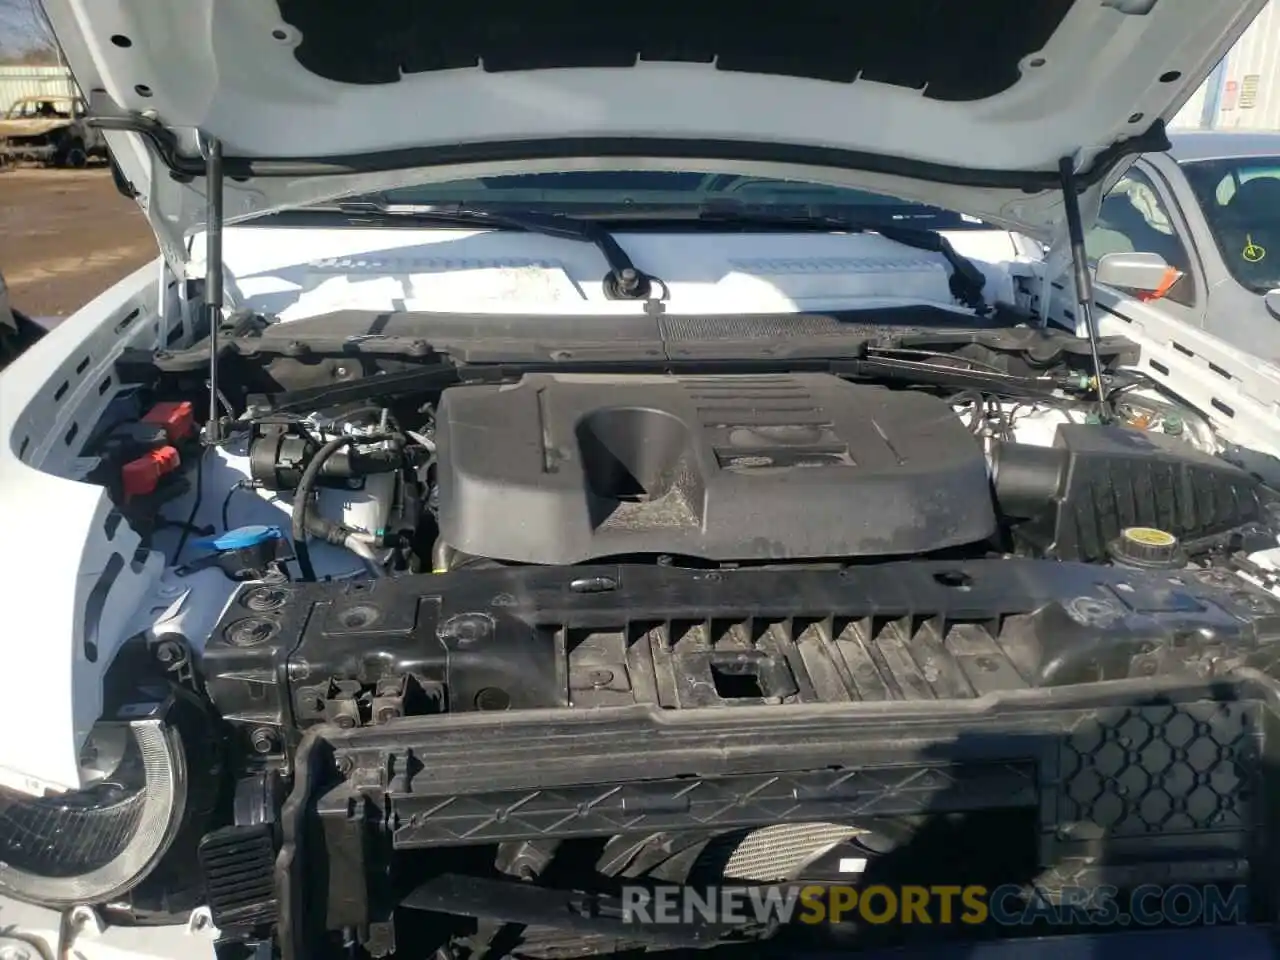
[435, 373, 996, 563]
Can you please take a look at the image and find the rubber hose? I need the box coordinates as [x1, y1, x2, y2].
[291, 435, 353, 581]
[292, 433, 405, 581]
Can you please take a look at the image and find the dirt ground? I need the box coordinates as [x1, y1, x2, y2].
[0, 166, 157, 320]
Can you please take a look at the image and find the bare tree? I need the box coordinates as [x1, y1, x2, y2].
[26, 0, 61, 64]
[0, 0, 60, 65]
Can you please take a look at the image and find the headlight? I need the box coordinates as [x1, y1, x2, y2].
[0, 705, 188, 907]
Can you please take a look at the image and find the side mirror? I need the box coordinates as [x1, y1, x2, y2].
[1094, 251, 1181, 299]
[1265, 289, 1280, 321]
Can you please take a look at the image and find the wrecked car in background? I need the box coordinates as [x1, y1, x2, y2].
[0, 95, 106, 168]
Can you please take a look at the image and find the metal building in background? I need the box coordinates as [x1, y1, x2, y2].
[0, 65, 77, 115]
[1172, 0, 1280, 131]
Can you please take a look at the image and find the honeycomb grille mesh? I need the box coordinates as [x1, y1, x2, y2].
[1054, 702, 1257, 837]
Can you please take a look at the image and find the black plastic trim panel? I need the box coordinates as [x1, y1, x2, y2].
[277, 676, 1280, 960]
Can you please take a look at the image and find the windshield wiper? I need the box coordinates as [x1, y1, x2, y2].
[334, 199, 660, 300]
[688, 201, 990, 313]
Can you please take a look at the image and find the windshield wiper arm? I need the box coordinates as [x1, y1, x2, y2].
[335, 199, 660, 300]
[837, 353, 1059, 398]
[689, 202, 989, 313]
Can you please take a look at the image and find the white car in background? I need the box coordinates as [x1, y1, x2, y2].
[1062, 130, 1280, 363]
[4, 3, 1280, 960]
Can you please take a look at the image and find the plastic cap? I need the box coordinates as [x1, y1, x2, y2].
[1108, 526, 1183, 569]
[194, 525, 284, 553]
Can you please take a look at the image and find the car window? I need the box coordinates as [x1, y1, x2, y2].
[1212, 164, 1280, 205]
[1085, 168, 1195, 306]
[1182, 155, 1280, 295]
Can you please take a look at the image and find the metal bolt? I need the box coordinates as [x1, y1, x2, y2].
[587, 669, 614, 688]
[335, 714, 357, 729]
[228, 617, 277, 647]
[336, 756, 354, 776]
[250, 727, 277, 754]
[155, 640, 182, 663]
[244, 586, 289, 612]
[375, 705, 400, 724]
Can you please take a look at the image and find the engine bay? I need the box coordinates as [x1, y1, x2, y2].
[44, 311, 1280, 959]
[88, 313, 1278, 583]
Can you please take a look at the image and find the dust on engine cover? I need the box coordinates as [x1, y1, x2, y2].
[435, 373, 996, 564]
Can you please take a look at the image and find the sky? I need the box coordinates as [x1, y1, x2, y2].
[0, 0, 52, 58]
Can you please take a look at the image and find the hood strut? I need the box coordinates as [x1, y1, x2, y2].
[1057, 154, 1108, 417]
[204, 136, 224, 444]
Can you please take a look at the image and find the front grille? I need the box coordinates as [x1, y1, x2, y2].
[1055, 701, 1256, 838]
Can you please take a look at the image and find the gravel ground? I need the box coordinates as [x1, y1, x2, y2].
[0, 166, 157, 321]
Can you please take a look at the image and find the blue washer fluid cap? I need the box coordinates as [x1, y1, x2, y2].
[194, 525, 285, 553]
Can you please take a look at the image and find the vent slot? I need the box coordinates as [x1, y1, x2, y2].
[113, 308, 140, 334]
[710, 660, 765, 699]
[198, 825, 278, 931]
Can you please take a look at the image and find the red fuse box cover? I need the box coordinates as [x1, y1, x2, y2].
[121, 445, 182, 498]
[141, 401, 196, 442]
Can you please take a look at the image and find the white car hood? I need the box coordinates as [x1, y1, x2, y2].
[42, 0, 1264, 273]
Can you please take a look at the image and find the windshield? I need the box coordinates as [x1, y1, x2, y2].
[343, 171, 990, 230]
[1181, 155, 1280, 293]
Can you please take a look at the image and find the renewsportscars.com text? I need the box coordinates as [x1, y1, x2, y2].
[620, 883, 1249, 928]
